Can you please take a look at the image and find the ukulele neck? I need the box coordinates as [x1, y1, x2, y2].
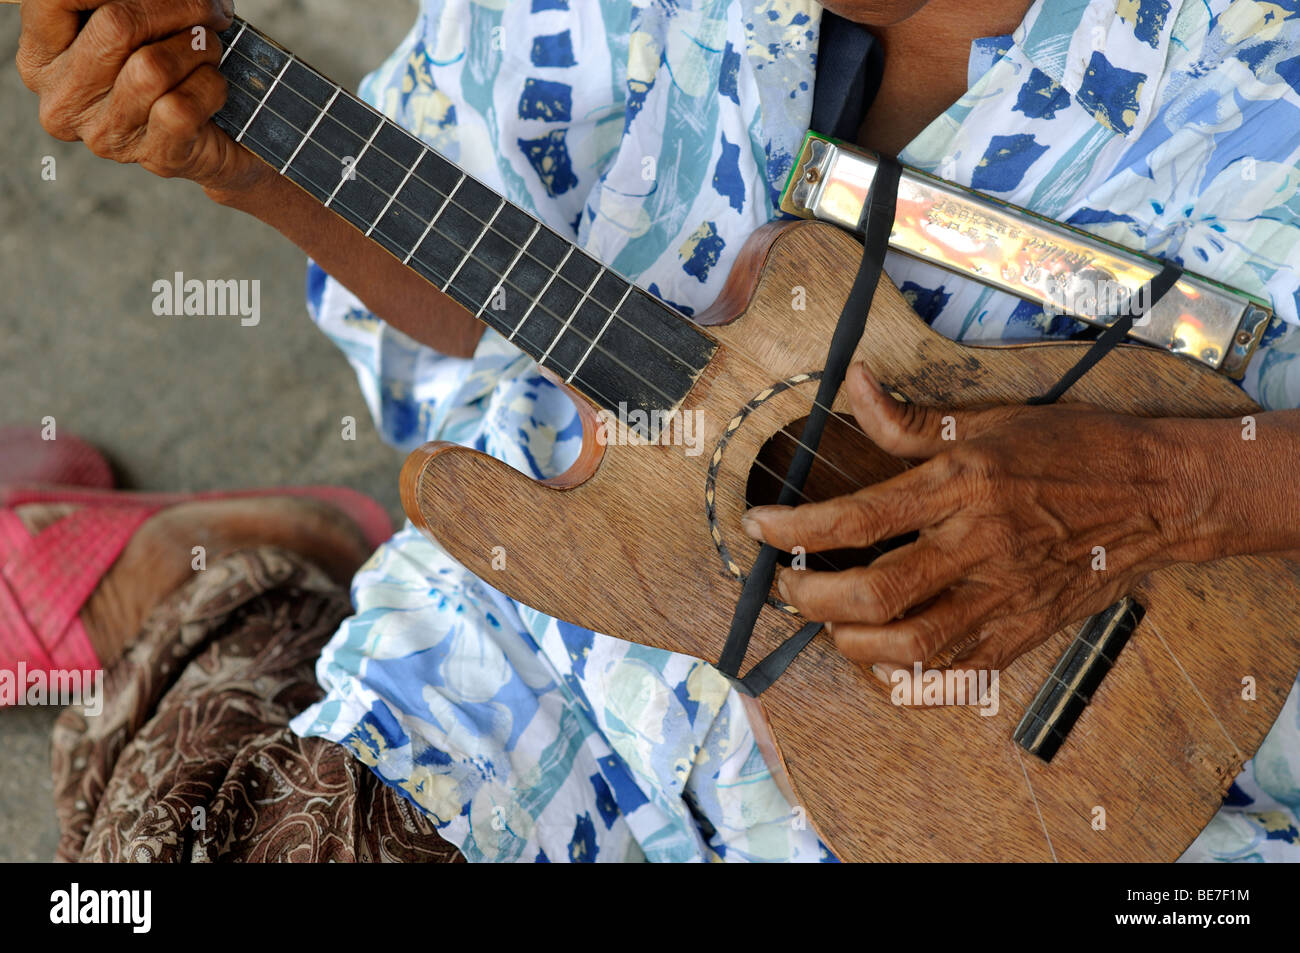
[212, 17, 715, 424]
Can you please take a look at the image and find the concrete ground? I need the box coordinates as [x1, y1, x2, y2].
[0, 0, 419, 861]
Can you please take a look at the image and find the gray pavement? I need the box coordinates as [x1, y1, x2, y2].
[0, 0, 420, 861]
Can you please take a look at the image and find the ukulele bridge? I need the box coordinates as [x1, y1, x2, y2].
[779, 133, 1271, 379]
[1013, 597, 1144, 762]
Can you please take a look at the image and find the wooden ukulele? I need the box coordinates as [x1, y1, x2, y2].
[104, 14, 1300, 860]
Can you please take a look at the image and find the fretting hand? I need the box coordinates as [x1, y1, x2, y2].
[16, 0, 260, 192]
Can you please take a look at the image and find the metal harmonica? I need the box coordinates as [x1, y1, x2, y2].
[778, 132, 1271, 378]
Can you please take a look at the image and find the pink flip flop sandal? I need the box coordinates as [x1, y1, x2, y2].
[0, 482, 393, 680]
[0, 427, 115, 489]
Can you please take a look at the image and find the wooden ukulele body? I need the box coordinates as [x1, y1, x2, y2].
[402, 219, 1300, 861]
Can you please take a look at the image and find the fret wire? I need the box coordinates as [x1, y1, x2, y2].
[220, 37, 712, 387]
[366, 149, 421, 238]
[323, 115, 383, 209]
[236, 53, 293, 144]
[217, 51, 724, 424]
[215, 68, 720, 425]
[511, 246, 573, 342]
[218, 21, 247, 66]
[229, 106, 881, 502]
[568, 282, 632, 384]
[402, 172, 464, 265]
[443, 198, 505, 293]
[281, 86, 340, 174]
[254, 115, 591, 377]
[220, 38, 709, 382]
[540, 265, 605, 367]
[477, 221, 540, 320]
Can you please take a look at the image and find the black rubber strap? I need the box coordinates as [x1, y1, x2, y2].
[1026, 263, 1183, 406]
[727, 621, 823, 698]
[718, 156, 903, 692]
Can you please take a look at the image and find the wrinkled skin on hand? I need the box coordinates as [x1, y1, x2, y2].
[16, 0, 262, 193]
[743, 363, 1213, 689]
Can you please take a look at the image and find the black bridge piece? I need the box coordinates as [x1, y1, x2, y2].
[1013, 597, 1145, 762]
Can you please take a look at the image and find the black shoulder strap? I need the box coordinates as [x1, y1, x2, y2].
[718, 156, 904, 695]
[1026, 264, 1183, 405]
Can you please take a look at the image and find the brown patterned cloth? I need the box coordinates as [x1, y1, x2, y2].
[50, 547, 462, 863]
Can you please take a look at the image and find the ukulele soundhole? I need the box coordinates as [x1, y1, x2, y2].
[746, 412, 916, 574]
[704, 373, 919, 613]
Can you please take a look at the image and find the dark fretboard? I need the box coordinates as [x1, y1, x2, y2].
[212, 17, 715, 421]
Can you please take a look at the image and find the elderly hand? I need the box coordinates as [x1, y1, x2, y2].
[741, 362, 1223, 680]
[16, 0, 261, 192]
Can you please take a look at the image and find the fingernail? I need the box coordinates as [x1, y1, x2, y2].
[870, 664, 891, 685]
[775, 570, 790, 600]
[854, 363, 906, 403]
[741, 507, 776, 540]
[846, 364, 866, 395]
[220, 0, 235, 18]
